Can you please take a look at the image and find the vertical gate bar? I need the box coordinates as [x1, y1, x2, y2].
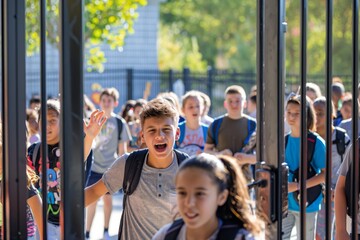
[40, 0, 48, 238]
[277, 1, 286, 238]
[59, 0, 84, 238]
[300, 0, 308, 239]
[260, 0, 286, 239]
[325, 0, 333, 239]
[256, 0, 264, 168]
[351, 0, 359, 239]
[1, 0, 27, 239]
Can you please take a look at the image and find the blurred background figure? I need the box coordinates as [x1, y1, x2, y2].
[26, 108, 40, 146]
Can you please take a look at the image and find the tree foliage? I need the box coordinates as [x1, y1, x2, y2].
[160, 0, 256, 71]
[158, 24, 207, 71]
[26, 0, 147, 72]
[161, 0, 355, 78]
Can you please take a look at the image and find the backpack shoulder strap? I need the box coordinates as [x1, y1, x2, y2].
[211, 115, 225, 146]
[119, 148, 148, 239]
[174, 149, 189, 165]
[244, 117, 257, 145]
[307, 132, 317, 164]
[32, 142, 41, 167]
[122, 149, 148, 195]
[115, 116, 124, 141]
[201, 123, 209, 144]
[164, 219, 185, 240]
[176, 121, 186, 148]
[216, 221, 243, 240]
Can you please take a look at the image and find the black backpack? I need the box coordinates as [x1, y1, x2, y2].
[164, 218, 243, 240]
[117, 148, 189, 239]
[345, 140, 360, 216]
[285, 132, 323, 206]
[333, 127, 350, 162]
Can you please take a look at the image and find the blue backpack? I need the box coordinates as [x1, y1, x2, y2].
[175, 121, 208, 150]
[211, 115, 256, 153]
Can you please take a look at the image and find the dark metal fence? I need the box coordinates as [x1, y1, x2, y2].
[26, 68, 353, 118]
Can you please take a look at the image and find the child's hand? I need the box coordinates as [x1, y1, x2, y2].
[84, 110, 107, 139]
[219, 149, 233, 156]
[234, 152, 256, 165]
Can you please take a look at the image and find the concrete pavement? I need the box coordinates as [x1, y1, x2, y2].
[88, 192, 123, 240]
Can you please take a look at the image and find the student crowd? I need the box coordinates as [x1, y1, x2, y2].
[1, 79, 359, 240]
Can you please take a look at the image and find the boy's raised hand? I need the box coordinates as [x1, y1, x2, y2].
[84, 110, 107, 139]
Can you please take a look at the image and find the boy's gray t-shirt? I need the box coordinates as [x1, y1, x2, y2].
[338, 143, 360, 233]
[92, 114, 131, 173]
[102, 152, 178, 240]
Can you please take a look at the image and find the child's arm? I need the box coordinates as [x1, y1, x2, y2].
[204, 143, 232, 156]
[84, 110, 107, 161]
[334, 175, 350, 240]
[27, 194, 43, 240]
[118, 142, 127, 156]
[85, 179, 108, 207]
[234, 152, 256, 165]
[305, 168, 325, 188]
[288, 169, 325, 193]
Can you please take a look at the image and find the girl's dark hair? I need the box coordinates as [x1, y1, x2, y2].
[286, 95, 316, 131]
[176, 153, 262, 236]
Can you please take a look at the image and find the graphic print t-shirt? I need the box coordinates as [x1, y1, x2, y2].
[28, 143, 61, 225]
[177, 125, 205, 156]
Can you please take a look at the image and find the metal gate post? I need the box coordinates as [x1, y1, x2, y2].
[350, 0, 359, 238]
[1, 0, 27, 239]
[257, 0, 286, 239]
[59, 0, 84, 238]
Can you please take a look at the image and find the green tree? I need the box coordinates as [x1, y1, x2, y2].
[158, 24, 207, 71]
[161, 0, 355, 79]
[26, 0, 147, 72]
[160, 0, 257, 72]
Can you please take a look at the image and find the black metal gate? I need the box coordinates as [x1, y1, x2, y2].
[258, 0, 360, 239]
[1, 0, 84, 239]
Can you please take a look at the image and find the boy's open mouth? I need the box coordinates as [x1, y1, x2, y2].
[154, 143, 167, 152]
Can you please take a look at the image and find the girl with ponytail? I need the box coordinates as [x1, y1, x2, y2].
[153, 153, 263, 240]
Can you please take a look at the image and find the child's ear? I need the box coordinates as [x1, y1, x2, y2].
[243, 100, 247, 109]
[114, 101, 119, 107]
[223, 100, 227, 109]
[217, 189, 229, 206]
[140, 130, 145, 142]
[175, 127, 180, 141]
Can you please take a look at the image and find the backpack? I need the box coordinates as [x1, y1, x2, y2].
[345, 140, 360, 216]
[285, 132, 323, 206]
[31, 142, 41, 167]
[211, 115, 256, 153]
[175, 121, 208, 149]
[118, 148, 189, 239]
[333, 126, 350, 162]
[164, 218, 242, 240]
[115, 116, 123, 141]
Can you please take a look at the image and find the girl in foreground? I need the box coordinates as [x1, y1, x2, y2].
[153, 153, 263, 240]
